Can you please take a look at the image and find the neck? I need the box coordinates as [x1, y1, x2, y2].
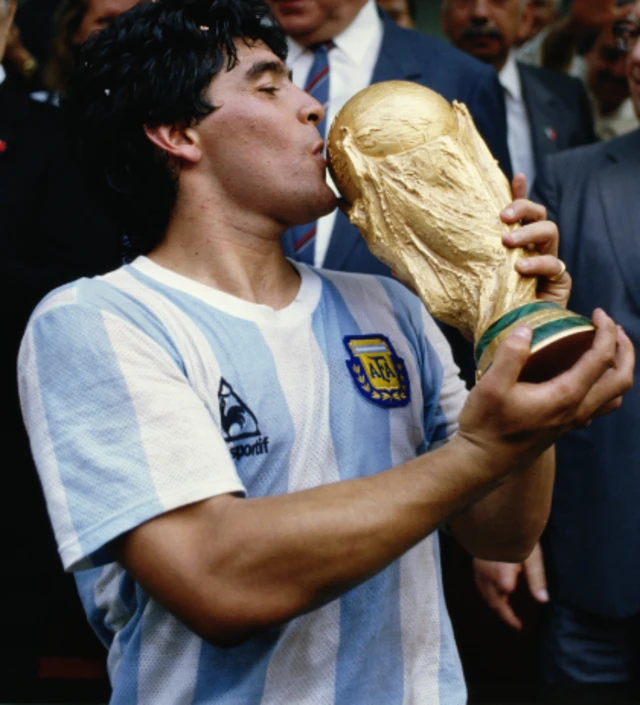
[148, 186, 302, 311]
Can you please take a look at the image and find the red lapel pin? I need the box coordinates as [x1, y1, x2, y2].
[544, 127, 557, 142]
[0, 140, 7, 153]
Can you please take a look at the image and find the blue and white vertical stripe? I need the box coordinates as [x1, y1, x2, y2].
[19, 257, 467, 704]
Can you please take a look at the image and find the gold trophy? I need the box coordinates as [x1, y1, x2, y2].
[327, 80, 595, 382]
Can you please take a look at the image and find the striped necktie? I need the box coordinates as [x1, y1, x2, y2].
[290, 41, 334, 265]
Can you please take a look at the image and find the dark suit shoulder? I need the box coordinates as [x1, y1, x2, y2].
[534, 138, 608, 207]
[545, 130, 633, 173]
[412, 30, 498, 80]
[0, 79, 61, 130]
[517, 62, 584, 93]
[380, 17, 499, 84]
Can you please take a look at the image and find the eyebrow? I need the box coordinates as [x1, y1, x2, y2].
[244, 60, 289, 81]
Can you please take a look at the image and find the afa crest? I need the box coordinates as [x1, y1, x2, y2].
[344, 335, 411, 408]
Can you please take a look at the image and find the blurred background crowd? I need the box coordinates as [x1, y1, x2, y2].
[1, 0, 638, 703]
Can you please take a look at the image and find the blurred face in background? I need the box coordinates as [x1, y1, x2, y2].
[442, 0, 534, 72]
[73, 0, 140, 45]
[625, 1, 640, 118]
[586, 23, 630, 115]
[266, 0, 367, 46]
[527, 0, 559, 41]
[377, 0, 414, 29]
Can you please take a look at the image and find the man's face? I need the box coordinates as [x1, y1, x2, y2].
[586, 24, 630, 115]
[626, 1, 640, 118]
[442, 0, 533, 72]
[377, 0, 414, 29]
[74, 0, 140, 45]
[266, 0, 367, 47]
[191, 42, 336, 228]
[530, 0, 558, 38]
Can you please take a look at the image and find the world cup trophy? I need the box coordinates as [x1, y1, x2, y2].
[326, 80, 595, 382]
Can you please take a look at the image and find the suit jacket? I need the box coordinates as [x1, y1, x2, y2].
[0, 76, 123, 585]
[0, 77, 123, 320]
[283, 12, 512, 276]
[531, 131, 640, 618]
[518, 62, 596, 175]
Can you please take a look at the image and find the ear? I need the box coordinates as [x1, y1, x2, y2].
[143, 123, 202, 165]
[516, 0, 535, 45]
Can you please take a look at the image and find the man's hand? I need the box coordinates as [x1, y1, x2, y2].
[0, 0, 16, 65]
[473, 544, 548, 630]
[456, 307, 633, 482]
[501, 173, 571, 309]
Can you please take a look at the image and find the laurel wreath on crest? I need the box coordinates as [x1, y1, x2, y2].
[351, 362, 408, 402]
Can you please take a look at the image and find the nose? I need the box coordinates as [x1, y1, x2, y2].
[298, 87, 325, 127]
[470, 0, 490, 21]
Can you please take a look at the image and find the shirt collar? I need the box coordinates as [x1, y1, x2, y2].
[499, 51, 522, 102]
[286, 0, 382, 66]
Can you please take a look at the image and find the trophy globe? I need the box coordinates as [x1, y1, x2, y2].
[327, 80, 595, 382]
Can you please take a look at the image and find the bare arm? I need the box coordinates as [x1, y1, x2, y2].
[113, 433, 514, 647]
[449, 175, 563, 560]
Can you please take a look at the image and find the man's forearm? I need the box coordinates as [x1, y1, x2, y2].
[449, 448, 555, 562]
[116, 435, 513, 647]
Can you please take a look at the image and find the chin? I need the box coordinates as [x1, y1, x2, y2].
[291, 191, 337, 226]
[317, 190, 339, 218]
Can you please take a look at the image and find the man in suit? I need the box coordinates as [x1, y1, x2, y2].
[266, 0, 512, 275]
[0, 0, 123, 691]
[442, 0, 596, 193]
[474, 2, 640, 695]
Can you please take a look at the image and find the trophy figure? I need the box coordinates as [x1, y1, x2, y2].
[326, 80, 595, 382]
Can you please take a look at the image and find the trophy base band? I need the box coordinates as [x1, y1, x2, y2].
[475, 302, 596, 383]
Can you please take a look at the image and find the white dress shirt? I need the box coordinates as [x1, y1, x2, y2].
[286, 0, 383, 266]
[0, 64, 6, 86]
[499, 52, 535, 192]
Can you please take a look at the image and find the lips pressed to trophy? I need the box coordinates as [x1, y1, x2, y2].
[326, 80, 595, 382]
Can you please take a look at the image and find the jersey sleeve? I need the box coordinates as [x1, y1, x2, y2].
[18, 295, 245, 572]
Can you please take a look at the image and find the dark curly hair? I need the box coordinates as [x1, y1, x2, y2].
[63, 0, 287, 256]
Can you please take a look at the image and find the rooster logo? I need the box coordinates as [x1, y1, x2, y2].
[218, 379, 261, 442]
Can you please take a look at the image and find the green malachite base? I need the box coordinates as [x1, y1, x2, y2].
[475, 302, 595, 382]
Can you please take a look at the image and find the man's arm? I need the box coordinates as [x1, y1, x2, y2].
[447, 177, 564, 559]
[114, 309, 633, 648]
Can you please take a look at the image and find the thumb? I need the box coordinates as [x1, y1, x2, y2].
[510, 173, 527, 201]
[482, 326, 533, 389]
[523, 544, 549, 603]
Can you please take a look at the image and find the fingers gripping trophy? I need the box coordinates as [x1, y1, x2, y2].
[327, 80, 594, 382]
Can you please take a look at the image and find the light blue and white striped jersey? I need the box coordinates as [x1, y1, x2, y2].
[19, 257, 468, 705]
